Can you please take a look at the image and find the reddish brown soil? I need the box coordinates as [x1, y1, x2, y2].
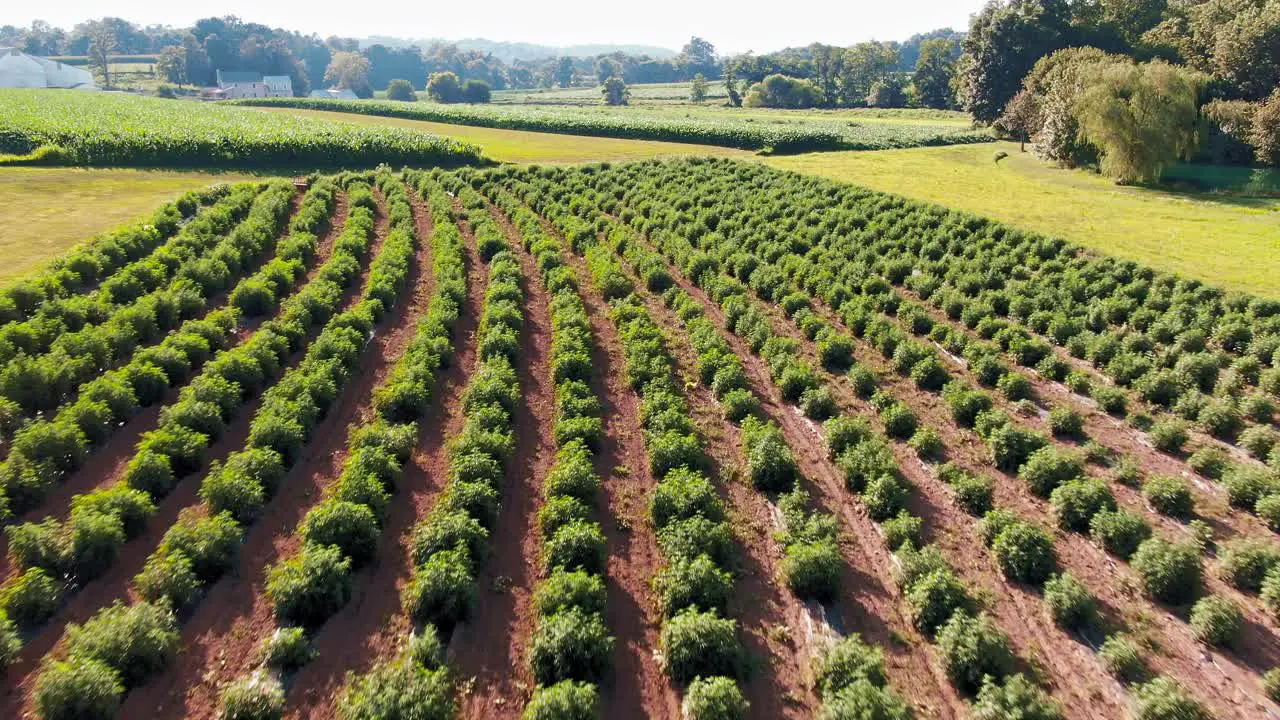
[0, 193, 358, 719]
[606, 265, 814, 719]
[610, 228, 1122, 718]
[735, 266, 1277, 718]
[893, 285, 1274, 540]
[447, 204, 557, 718]
[654, 258, 966, 719]
[558, 245, 680, 719]
[0, 193, 338, 582]
[284, 193, 491, 720]
[119, 190, 426, 720]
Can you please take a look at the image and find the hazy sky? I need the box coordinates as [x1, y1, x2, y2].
[5, 0, 986, 53]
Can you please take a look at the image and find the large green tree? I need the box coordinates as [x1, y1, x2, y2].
[958, 0, 1072, 123]
[324, 51, 372, 98]
[913, 38, 959, 108]
[1074, 60, 1202, 183]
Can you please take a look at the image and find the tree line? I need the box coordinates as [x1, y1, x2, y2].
[1, 17, 721, 97]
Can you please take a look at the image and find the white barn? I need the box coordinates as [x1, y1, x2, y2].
[309, 88, 359, 100]
[0, 49, 97, 89]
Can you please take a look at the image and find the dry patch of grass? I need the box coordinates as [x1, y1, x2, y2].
[0, 167, 251, 286]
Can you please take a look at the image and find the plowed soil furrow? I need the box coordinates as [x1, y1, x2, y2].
[555, 237, 679, 720]
[888, 285, 1274, 539]
[654, 259, 966, 719]
[716, 263, 1276, 718]
[121, 191, 417, 720]
[758, 267, 1280, 702]
[0, 193, 372, 719]
[609, 268, 815, 719]
[448, 205, 557, 718]
[285, 192, 489, 720]
[0, 193, 344, 560]
[620, 232, 1121, 718]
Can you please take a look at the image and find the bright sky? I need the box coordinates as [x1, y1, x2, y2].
[5, 0, 986, 54]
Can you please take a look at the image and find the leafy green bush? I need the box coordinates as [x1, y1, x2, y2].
[1148, 420, 1188, 454]
[301, 501, 381, 567]
[267, 543, 352, 628]
[1132, 676, 1210, 720]
[335, 660, 454, 720]
[881, 512, 925, 550]
[1089, 509, 1152, 560]
[65, 600, 178, 686]
[1187, 447, 1230, 479]
[906, 569, 969, 635]
[1130, 538, 1200, 605]
[936, 612, 1013, 694]
[1049, 478, 1115, 532]
[818, 680, 913, 720]
[781, 539, 843, 602]
[544, 520, 606, 575]
[879, 403, 918, 440]
[992, 522, 1057, 585]
[0, 566, 62, 627]
[524, 680, 598, 720]
[159, 511, 242, 582]
[261, 626, 315, 670]
[0, 611, 19, 670]
[656, 553, 733, 616]
[1099, 635, 1146, 683]
[972, 674, 1062, 720]
[529, 606, 614, 684]
[219, 671, 285, 720]
[1048, 406, 1084, 438]
[1189, 594, 1242, 647]
[1043, 572, 1096, 630]
[1218, 538, 1280, 592]
[660, 607, 741, 683]
[34, 657, 124, 720]
[1142, 475, 1194, 520]
[1017, 447, 1083, 497]
[534, 569, 606, 618]
[403, 547, 475, 631]
[861, 475, 908, 522]
[134, 551, 198, 609]
[908, 426, 944, 460]
[683, 675, 749, 720]
[813, 634, 886, 698]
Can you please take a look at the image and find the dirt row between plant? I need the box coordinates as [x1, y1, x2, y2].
[591, 254, 813, 720]
[891, 284, 1275, 543]
[118, 187, 434, 719]
[628, 238, 1126, 719]
[284, 190, 490, 720]
[814, 288, 1280, 669]
[0, 191, 366, 718]
[718, 258, 1276, 719]
[553, 239, 679, 719]
[646, 259, 968, 719]
[0, 189, 337, 582]
[446, 203, 557, 717]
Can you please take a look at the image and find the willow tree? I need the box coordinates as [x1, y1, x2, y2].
[1073, 60, 1202, 184]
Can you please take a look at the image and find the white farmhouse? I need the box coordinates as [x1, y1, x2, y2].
[214, 70, 293, 98]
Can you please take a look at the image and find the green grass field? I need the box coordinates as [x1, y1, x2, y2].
[767, 141, 1280, 297]
[249, 106, 753, 163]
[0, 167, 251, 285]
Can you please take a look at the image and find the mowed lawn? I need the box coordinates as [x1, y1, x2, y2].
[0, 167, 252, 286]
[768, 142, 1280, 298]
[249, 106, 753, 164]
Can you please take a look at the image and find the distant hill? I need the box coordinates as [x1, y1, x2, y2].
[358, 36, 677, 62]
